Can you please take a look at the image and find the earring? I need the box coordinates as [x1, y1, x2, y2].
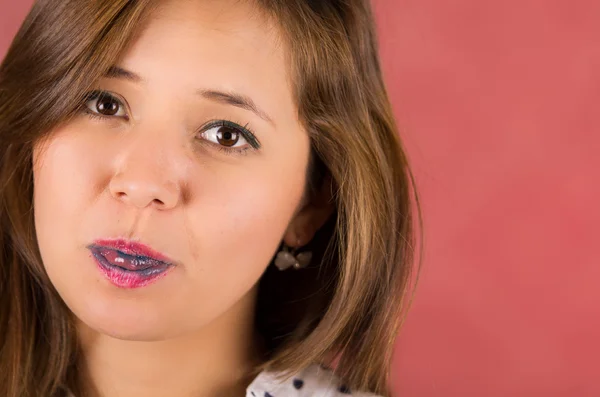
[274, 244, 313, 271]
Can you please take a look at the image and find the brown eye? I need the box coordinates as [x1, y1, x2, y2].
[198, 120, 260, 153]
[84, 91, 127, 118]
[96, 94, 120, 116]
[216, 126, 240, 147]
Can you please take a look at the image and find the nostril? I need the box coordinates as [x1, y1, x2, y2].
[109, 176, 179, 209]
[152, 198, 166, 207]
[112, 191, 128, 201]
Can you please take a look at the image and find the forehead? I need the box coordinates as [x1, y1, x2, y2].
[116, 0, 294, 121]
[148, 0, 279, 49]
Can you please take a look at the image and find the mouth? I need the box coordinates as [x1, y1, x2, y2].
[87, 239, 175, 289]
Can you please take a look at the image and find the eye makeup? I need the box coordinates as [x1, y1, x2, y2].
[79, 89, 262, 156]
[197, 119, 261, 155]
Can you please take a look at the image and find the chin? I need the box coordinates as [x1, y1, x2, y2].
[95, 325, 169, 342]
[81, 313, 176, 342]
[69, 290, 178, 342]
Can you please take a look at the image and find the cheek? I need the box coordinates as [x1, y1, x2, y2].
[164, 147, 310, 330]
[32, 127, 113, 324]
[183, 133, 311, 273]
[203, 174, 300, 256]
[33, 133, 97, 266]
[184, 152, 308, 277]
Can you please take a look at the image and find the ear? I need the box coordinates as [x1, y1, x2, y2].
[283, 173, 336, 248]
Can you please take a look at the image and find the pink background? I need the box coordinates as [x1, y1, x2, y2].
[2, 1, 598, 396]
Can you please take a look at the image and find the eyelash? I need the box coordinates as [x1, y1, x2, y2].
[80, 90, 261, 156]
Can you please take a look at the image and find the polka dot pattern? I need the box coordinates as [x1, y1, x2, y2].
[245, 363, 383, 396]
[66, 363, 383, 397]
[293, 378, 304, 389]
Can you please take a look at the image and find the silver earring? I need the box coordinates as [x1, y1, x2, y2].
[274, 244, 313, 271]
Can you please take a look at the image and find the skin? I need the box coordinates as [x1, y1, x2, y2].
[32, 1, 333, 396]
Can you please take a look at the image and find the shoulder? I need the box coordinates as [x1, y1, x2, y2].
[247, 363, 384, 397]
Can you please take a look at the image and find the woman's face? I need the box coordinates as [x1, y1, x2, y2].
[32, 0, 310, 340]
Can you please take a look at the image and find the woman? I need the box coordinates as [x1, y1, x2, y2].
[0, 0, 421, 396]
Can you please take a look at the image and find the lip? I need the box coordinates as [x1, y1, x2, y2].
[87, 238, 176, 289]
[92, 238, 175, 264]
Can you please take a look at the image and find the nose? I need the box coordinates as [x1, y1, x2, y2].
[108, 141, 182, 210]
[109, 172, 180, 210]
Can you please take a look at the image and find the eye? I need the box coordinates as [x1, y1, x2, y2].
[84, 90, 128, 118]
[199, 120, 260, 151]
[202, 124, 246, 148]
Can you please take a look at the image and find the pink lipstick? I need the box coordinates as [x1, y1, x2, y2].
[87, 239, 175, 289]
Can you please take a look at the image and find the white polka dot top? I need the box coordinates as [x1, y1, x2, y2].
[246, 363, 383, 397]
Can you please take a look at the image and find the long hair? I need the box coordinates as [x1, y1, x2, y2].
[0, 1, 422, 396]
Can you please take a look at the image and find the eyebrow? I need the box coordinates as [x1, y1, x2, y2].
[196, 89, 273, 125]
[105, 65, 142, 82]
[104, 66, 274, 125]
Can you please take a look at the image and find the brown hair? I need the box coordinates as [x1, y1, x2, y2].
[0, 1, 422, 396]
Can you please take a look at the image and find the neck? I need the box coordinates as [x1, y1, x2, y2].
[75, 287, 264, 397]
